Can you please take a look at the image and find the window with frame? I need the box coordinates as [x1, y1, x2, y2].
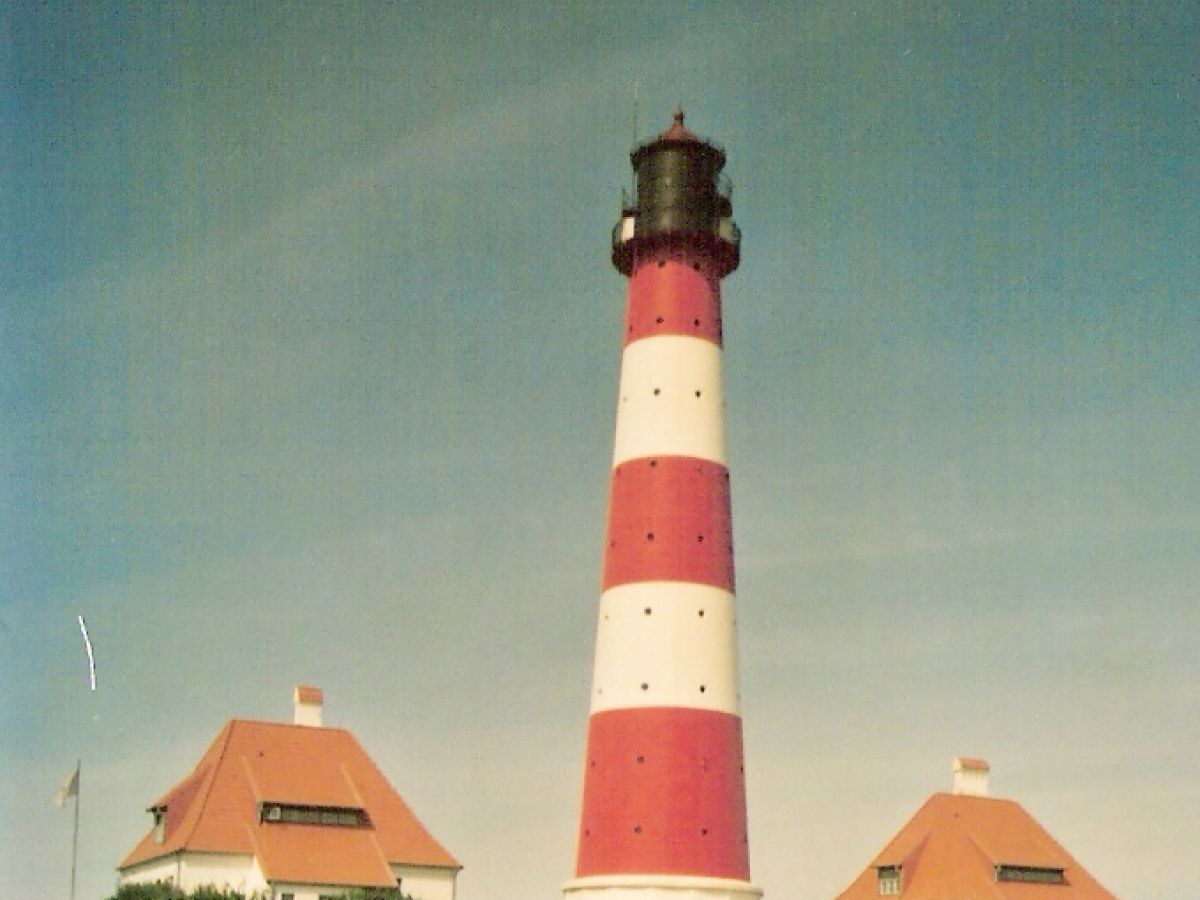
[258, 801, 370, 827]
[995, 864, 1066, 884]
[877, 864, 902, 895]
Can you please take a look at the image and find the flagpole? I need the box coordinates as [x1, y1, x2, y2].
[70, 759, 80, 900]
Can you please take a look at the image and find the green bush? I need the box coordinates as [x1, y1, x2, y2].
[190, 888, 254, 900]
[345, 889, 415, 900]
[106, 884, 414, 900]
[106, 883, 185, 900]
[105, 885, 258, 900]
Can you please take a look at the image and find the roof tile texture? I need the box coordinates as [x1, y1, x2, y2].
[835, 793, 1116, 900]
[120, 719, 458, 886]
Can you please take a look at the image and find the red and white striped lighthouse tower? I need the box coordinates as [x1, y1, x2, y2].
[564, 110, 760, 900]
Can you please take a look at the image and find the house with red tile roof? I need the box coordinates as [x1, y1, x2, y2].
[835, 758, 1115, 900]
[118, 687, 460, 900]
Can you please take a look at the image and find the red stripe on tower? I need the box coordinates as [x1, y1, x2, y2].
[578, 708, 748, 877]
[565, 109, 761, 900]
[624, 258, 724, 346]
[603, 456, 734, 592]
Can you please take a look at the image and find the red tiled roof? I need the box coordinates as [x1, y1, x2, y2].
[120, 719, 459, 886]
[835, 793, 1115, 899]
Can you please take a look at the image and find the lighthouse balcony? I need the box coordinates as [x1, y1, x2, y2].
[611, 215, 741, 278]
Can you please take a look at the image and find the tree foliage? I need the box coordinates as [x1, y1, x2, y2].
[106, 884, 185, 900]
[345, 889, 415, 900]
[105, 884, 259, 900]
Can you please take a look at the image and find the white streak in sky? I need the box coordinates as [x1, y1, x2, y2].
[78, 615, 96, 691]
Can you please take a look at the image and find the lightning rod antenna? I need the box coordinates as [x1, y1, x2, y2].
[632, 80, 639, 147]
[630, 81, 639, 201]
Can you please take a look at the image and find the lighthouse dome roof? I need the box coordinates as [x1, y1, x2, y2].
[658, 106, 700, 142]
[631, 107, 726, 170]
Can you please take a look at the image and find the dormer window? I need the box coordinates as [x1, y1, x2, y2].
[257, 802, 370, 827]
[996, 864, 1066, 884]
[877, 865, 902, 895]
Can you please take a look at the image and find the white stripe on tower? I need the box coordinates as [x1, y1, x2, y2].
[591, 581, 739, 714]
[612, 335, 727, 466]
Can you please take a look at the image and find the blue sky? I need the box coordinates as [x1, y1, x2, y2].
[3, 2, 1198, 899]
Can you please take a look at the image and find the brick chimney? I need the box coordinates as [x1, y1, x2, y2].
[953, 756, 990, 797]
[293, 685, 323, 727]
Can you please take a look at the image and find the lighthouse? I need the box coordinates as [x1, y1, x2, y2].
[564, 110, 761, 900]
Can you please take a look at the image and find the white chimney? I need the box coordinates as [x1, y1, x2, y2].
[293, 685, 323, 727]
[953, 756, 990, 797]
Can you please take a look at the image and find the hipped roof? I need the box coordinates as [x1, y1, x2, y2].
[120, 719, 459, 887]
[835, 793, 1115, 900]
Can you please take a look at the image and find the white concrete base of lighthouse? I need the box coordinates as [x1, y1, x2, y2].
[564, 874, 763, 900]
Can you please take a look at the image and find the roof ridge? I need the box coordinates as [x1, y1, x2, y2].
[1000, 798, 1092, 876]
[344, 760, 399, 883]
[241, 820, 267, 869]
[947, 792, 1064, 863]
[176, 719, 237, 848]
[957, 821, 1009, 899]
[227, 715, 351, 732]
[870, 793, 939, 865]
[341, 760, 367, 808]
[932, 789, 1010, 801]
[345, 731, 459, 868]
[898, 830, 930, 881]
[240, 752, 264, 802]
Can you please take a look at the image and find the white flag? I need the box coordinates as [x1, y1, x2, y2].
[54, 764, 79, 807]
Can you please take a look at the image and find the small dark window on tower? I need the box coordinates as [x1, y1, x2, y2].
[877, 865, 901, 895]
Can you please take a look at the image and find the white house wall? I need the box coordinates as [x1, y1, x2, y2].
[180, 852, 266, 894]
[392, 863, 458, 900]
[119, 855, 182, 888]
[120, 851, 265, 895]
